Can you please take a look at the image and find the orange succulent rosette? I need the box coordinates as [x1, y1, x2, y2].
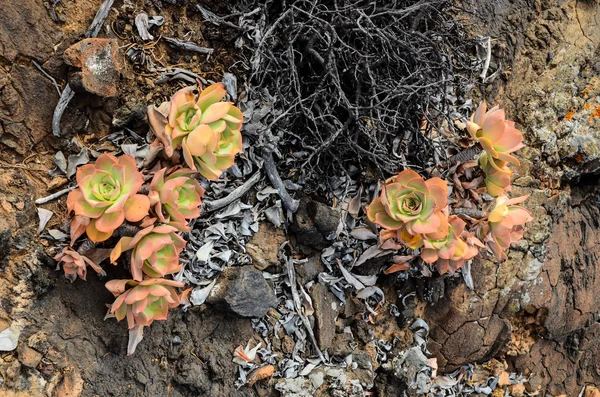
[106, 278, 184, 329]
[66, 154, 150, 242]
[164, 84, 244, 180]
[366, 169, 449, 238]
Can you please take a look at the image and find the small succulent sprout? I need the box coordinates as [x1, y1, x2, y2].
[165, 84, 244, 180]
[486, 195, 533, 259]
[366, 169, 449, 237]
[54, 246, 104, 281]
[479, 152, 513, 197]
[105, 278, 184, 329]
[66, 154, 150, 242]
[148, 168, 205, 232]
[466, 101, 524, 165]
[110, 225, 186, 281]
[420, 216, 483, 275]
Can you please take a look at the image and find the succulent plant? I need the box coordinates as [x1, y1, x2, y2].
[106, 278, 184, 329]
[67, 154, 150, 242]
[110, 225, 186, 281]
[148, 168, 205, 232]
[366, 169, 449, 237]
[420, 216, 483, 274]
[485, 195, 533, 259]
[466, 101, 524, 165]
[163, 84, 244, 180]
[479, 152, 513, 197]
[54, 246, 104, 281]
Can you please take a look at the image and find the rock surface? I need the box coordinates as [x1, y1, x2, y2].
[290, 196, 341, 249]
[64, 38, 121, 97]
[422, 0, 600, 394]
[247, 223, 286, 271]
[206, 265, 278, 318]
[311, 284, 338, 350]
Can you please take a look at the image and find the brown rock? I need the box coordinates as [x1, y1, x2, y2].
[55, 370, 84, 397]
[509, 384, 526, 397]
[281, 335, 295, 354]
[585, 386, 600, 397]
[17, 345, 42, 368]
[247, 223, 286, 271]
[311, 284, 338, 350]
[329, 331, 354, 357]
[64, 39, 121, 97]
[0, 0, 63, 62]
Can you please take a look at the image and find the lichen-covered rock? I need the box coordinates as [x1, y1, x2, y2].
[64, 38, 122, 97]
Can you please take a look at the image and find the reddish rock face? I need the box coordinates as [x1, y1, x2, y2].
[64, 38, 121, 97]
[424, 187, 600, 394]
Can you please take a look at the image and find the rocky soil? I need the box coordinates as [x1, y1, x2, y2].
[1, 0, 600, 396]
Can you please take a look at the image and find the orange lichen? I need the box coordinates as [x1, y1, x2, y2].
[565, 110, 575, 121]
[588, 105, 600, 123]
[581, 85, 590, 97]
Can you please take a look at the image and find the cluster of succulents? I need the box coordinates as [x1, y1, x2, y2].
[367, 101, 532, 274]
[55, 84, 243, 352]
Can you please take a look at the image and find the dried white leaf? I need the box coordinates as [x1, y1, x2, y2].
[356, 286, 384, 301]
[54, 151, 67, 174]
[338, 262, 365, 290]
[127, 324, 144, 356]
[217, 201, 252, 219]
[354, 245, 389, 266]
[347, 186, 362, 216]
[0, 327, 20, 351]
[37, 208, 54, 235]
[434, 375, 459, 389]
[48, 229, 69, 240]
[66, 148, 89, 178]
[121, 143, 138, 157]
[264, 205, 282, 227]
[352, 273, 378, 286]
[298, 284, 314, 316]
[299, 362, 317, 376]
[233, 341, 262, 365]
[350, 226, 377, 241]
[190, 279, 217, 306]
[213, 250, 232, 263]
[256, 186, 279, 201]
[196, 240, 215, 262]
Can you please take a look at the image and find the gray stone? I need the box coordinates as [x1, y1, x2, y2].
[206, 266, 277, 318]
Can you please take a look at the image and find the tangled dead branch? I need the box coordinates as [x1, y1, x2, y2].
[232, 0, 477, 187]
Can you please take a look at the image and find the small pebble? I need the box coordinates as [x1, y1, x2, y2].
[172, 335, 181, 345]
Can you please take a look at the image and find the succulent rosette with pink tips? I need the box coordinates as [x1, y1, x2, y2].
[467, 101, 524, 167]
[148, 168, 205, 231]
[163, 84, 244, 180]
[420, 216, 483, 274]
[479, 152, 513, 197]
[106, 278, 184, 328]
[66, 154, 150, 242]
[110, 224, 186, 281]
[366, 169, 449, 237]
[485, 195, 533, 259]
